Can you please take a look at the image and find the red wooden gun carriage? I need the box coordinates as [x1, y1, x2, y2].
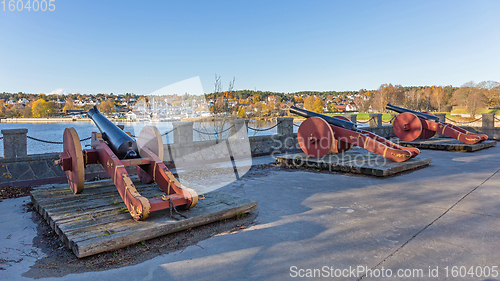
[55, 107, 198, 221]
[386, 103, 488, 144]
[290, 106, 420, 162]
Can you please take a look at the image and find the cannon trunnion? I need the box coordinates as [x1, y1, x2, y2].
[56, 107, 198, 221]
[290, 106, 420, 162]
[386, 103, 488, 144]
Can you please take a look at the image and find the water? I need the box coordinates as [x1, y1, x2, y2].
[0, 120, 300, 156]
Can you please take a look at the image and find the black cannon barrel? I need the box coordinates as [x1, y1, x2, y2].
[385, 103, 440, 122]
[87, 106, 139, 159]
[289, 106, 357, 131]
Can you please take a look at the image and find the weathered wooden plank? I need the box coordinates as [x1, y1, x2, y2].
[30, 176, 151, 198]
[58, 212, 132, 234]
[31, 181, 153, 202]
[43, 189, 164, 221]
[36, 184, 162, 213]
[275, 151, 432, 177]
[73, 196, 257, 258]
[31, 179, 118, 195]
[39, 190, 164, 236]
[30, 181, 257, 259]
[64, 191, 247, 242]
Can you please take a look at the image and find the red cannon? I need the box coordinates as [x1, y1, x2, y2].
[55, 107, 198, 221]
[386, 103, 488, 144]
[290, 106, 420, 162]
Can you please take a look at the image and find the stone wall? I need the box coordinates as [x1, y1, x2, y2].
[1, 113, 499, 187]
[0, 153, 109, 187]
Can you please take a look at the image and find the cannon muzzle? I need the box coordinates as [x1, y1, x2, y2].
[289, 106, 357, 131]
[386, 103, 440, 122]
[87, 106, 139, 159]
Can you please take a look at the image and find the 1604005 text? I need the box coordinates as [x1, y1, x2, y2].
[2, 0, 55, 12]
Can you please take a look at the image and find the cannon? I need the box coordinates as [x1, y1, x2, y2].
[56, 106, 198, 221]
[290, 106, 420, 162]
[87, 107, 138, 159]
[386, 103, 488, 144]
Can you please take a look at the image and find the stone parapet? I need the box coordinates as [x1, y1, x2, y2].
[369, 113, 383, 128]
[1, 128, 28, 158]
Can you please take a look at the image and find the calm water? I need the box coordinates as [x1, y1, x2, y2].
[0, 120, 299, 156]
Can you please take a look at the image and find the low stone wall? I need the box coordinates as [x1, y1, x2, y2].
[0, 153, 108, 187]
[362, 125, 396, 138]
[1, 113, 499, 187]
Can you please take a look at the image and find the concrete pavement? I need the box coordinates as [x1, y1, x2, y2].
[2, 145, 500, 280]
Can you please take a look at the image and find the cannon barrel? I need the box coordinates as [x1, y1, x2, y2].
[289, 106, 357, 131]
[386, 103, 440, 122]
[87, 106, 139, 159]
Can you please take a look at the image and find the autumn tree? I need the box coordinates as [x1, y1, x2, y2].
[293, 96, 304, 103]
[267, 98, 278, 116]
[202, 74, 237, 139]
[327, 102, 337, 112]
[478, 80, 500, 106]
[252, 94, 261, 103]
[32, 99, 46, 117]
[371, 84, 404, 112]
[430, 86, 450, 112]
[237, 106, 246, 118]
[262, 103, 270, 116]
[0, 99, 5, 117]
[312, 97, 324, 113]
[32, 99, 56, 117]
[100, 98, 115, 114]
[254, 102, 263, 117]
[453, 82, 485, 117]
[355, 90, 371, 112]
[303, 96, 315, 111]
[62, 98, 75, 113]
[21, 104, 32, 118]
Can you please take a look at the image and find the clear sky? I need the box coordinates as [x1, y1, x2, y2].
[0, 0, 499, 95]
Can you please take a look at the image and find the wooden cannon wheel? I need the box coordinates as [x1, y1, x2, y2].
[137, 125, 199, 210]
[63, 128, 85, 194]
[393, 112, 422, 142]
[137, 125, 164, 160]
[298, 117, 334, 158]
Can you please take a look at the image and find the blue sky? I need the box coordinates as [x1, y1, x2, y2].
[0, 0, 499, 95]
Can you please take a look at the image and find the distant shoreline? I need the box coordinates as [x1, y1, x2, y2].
[1, 116, 307, 123]
[0, 117, 135, 123]
[0, 117, 91, 123]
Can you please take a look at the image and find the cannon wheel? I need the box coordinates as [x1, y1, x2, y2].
[297, 117, 334, 158]
[418, 112, 437, 139]
[137, 126, 164, 160]
[393, 112, 422, 141]
[63, 128, 85, 194]
[330, 116, 353, 153]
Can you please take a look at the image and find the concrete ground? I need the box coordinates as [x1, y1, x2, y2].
[2, 145, 500, 280]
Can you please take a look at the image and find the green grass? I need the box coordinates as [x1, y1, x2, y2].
[350, 113, 393, 121]
[450, 108, 468, 114]
[236, 212, 247, 220]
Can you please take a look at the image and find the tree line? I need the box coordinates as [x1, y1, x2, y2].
[362, 81, 500, 117]
[3, 80, 499, 118]
[0, 92, 137, 118]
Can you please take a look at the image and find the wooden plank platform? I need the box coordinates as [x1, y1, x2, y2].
[275, 148, 432, 177]
[394, 138, 497, 152]
[30, 179, 257, 258]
